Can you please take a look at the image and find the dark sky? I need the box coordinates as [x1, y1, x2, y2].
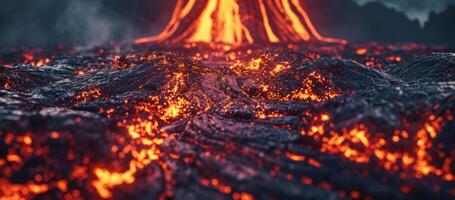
[353, 0, 455, 23]
[0, 0, 454, 48]
[0, 0, 174, 48]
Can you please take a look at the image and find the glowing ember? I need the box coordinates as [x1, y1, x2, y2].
[302, 111, 454, 180]
[75, 88, 103, 104]
[285, 71, 339, 101]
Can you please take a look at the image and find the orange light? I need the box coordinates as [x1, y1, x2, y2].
[321, 114, 330, 121]
[134, 0, 346, 46]
[304, 112, 454, 180]
[356, 48, 368, 55]
[285, 151, 306, 161]
[50, 132, 60, 139]
[92, 166, 136, 198]
[233, 192, 255, 200]
[286, 71, 340, 102]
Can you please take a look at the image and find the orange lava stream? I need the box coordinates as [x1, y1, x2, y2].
[134, 0, 346, 46]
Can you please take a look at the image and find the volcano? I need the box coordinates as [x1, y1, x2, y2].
[1, 1, 455, 200]
[134, 0, 346, 45]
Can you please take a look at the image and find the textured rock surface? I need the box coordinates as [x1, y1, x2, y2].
[0, 44, 454, 200]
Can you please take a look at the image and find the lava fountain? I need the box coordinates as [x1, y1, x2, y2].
[134, 0, 347, 46]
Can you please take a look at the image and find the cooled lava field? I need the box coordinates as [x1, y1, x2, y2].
[0, 42, 454, 200]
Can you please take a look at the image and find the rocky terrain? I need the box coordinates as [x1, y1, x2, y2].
[0, 43, 454, 199]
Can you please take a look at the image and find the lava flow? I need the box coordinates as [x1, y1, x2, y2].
[134, 0, 346, 46]
[1, 0, 455, 200]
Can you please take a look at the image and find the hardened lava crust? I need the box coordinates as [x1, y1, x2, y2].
[0, 43, 454, 200]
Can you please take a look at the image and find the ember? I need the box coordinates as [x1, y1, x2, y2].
[1, 0, 455, 200]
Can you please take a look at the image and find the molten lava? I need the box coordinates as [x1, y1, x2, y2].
[134, 0, 346, 46]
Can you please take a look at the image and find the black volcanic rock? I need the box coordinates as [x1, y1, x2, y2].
[300, 58, 395, 89]
[0, 44, 455, 200]
[388, 53, 455, 82]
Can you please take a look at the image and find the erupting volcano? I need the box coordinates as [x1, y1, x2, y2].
[134, 0, 346, 45]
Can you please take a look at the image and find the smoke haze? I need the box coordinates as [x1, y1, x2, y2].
[0, 0, 173, 48]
